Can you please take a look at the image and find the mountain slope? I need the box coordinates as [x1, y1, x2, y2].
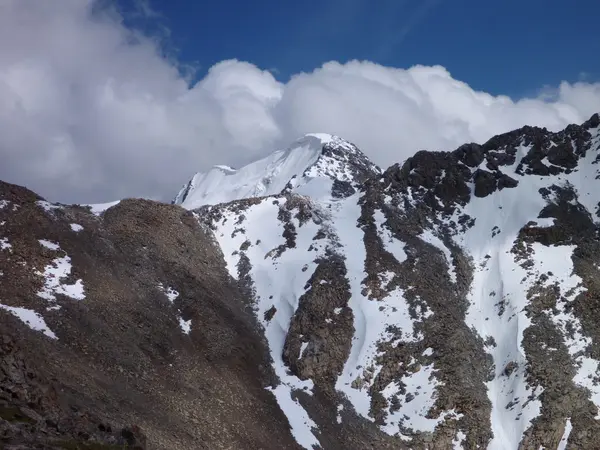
[0, 182, 301, 449]
[190, 114, 600, 449]
[370, 113, 600, 449]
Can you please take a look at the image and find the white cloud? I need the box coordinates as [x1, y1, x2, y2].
[0, 1, 598, 203]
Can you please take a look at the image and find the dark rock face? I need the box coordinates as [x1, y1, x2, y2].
[0, 181, 300, 450]
[319, 139, 381, 186]
[513, 123, 594, 176]
[331, 179, 356, 199]
[382, 150, 473, 214]
[381, 115, 600, 216]
[473, 169, 497, 197]
[283, 254, 353, 385]
[455, 143, 485, 168]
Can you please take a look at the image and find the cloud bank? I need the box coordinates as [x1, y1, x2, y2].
[1, 0, 599, 203]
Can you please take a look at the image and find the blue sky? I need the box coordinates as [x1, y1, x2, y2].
[123, 0, 599, 98]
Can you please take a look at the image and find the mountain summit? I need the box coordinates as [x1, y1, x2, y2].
[2, 114, 600, 449]
[172, 133, 380, 209]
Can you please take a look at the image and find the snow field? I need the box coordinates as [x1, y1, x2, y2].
[157, 283, 191, 335]
[447, 129, 600, 447]
[212, 196, 322, 449]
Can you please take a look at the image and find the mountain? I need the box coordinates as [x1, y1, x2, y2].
[183, 114, 600, 449]
[1, 113, 600, 449]
[0, 185, 301, 449]
[172, 133, 380, 208]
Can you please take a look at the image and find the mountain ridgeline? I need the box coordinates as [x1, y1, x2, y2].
[1, 114, 599, 449]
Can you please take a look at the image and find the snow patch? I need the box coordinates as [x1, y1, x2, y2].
[452, 430, 467, 449]
[299, 341, 309, 360]
[374, 210, 407, 263]
[336, 404, 344, 424]
[0, 304, 57, 339]
[211, 189, 450, 439]
[179, 317, 191, 334]
[381, 362, 459, 438]
[0, 237, 11, 251]
[85, 201, 121, 215]
[37, 252, 85, 301]
[269, 384, 320, 450]
[36, 200, 62, 214]
[158, 284, 190, 334]
[331, 195, 448, 437]
[557, 418, 572, 450]
[39, 239, 60, 251]
[527, 243, 600, 416]
[461, 232, 542, 449]
[158, 283, 179, 303]
[419, 229, 456, 283]
[70, 223, 84, 232]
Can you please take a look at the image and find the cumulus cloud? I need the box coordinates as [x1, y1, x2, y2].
[0, 0, 599, 203]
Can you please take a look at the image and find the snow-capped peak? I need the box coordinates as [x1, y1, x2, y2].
[173, 133, 380, 209]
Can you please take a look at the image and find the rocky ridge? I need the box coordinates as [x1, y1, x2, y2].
[193, 114, 600, 449]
